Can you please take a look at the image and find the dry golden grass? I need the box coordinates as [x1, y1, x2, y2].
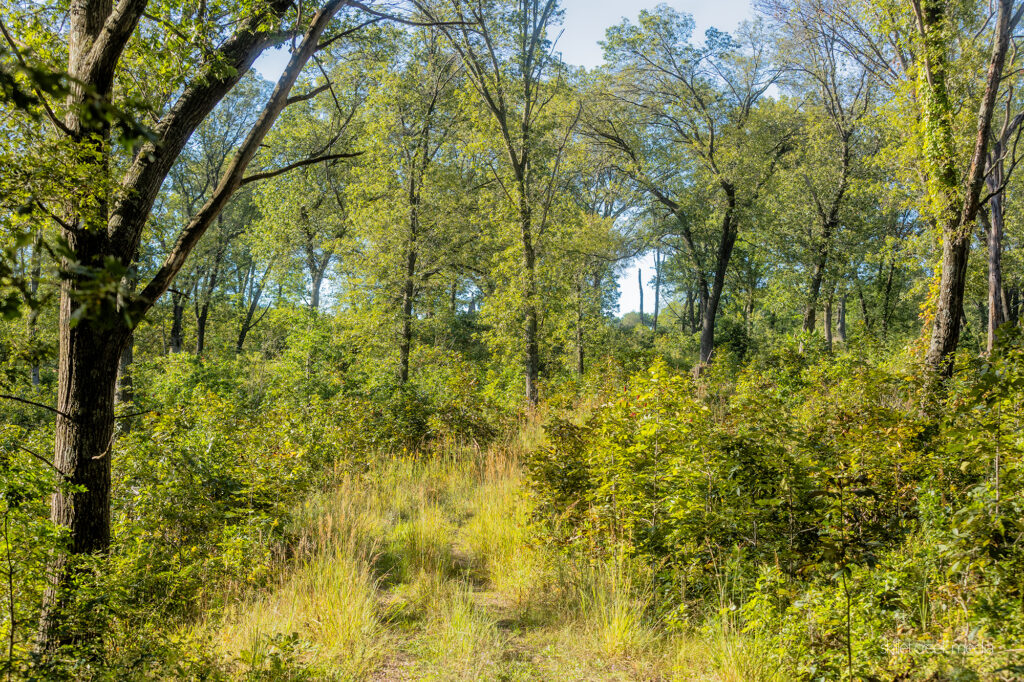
[204, 437, 787, 680]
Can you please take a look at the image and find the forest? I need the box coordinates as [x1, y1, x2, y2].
[2, 0, 1024, 679]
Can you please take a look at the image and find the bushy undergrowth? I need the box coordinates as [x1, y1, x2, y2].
[526, 336, 1024, 679]
[0, 346, 510, 678]
[5, 325, 1024, 679]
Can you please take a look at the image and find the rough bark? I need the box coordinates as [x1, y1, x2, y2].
[698, 194, 740, 367]
[39, 0, 143, 643]
[39, 282, 130, 647]
[168, 290, 186, 353]
[920, 0, 1020, 376]
[802, 257, 825, 334]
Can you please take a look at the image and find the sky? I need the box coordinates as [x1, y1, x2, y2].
[253, 0, 757, 315]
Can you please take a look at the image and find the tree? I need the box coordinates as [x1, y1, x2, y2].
[3, 0, 386, 647]
[913, 0, 1022, 376]
[350, 27, 468, 383]
[415, 0, 579, 405]
[763, 1, 877, 338]
[801, 0, 1024, 375]
[592, 10, 794, 368]
[979, 98, 1024, 352]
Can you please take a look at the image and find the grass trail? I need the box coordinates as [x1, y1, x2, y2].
[204, 439, 782, 681]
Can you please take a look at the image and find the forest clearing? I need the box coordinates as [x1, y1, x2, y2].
[3, 0, 1024, 679]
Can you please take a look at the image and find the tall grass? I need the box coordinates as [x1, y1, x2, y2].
[213, 546, 383, 679]
[205, 437, 788, 680]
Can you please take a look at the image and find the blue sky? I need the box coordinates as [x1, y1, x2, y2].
[253, 0, 756, 314]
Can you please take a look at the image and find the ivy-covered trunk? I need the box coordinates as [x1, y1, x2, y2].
[919, 0, 1016, 377]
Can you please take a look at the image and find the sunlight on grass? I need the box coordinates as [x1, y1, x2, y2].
[212, 547, 383, 678]
[671, 628, 786, 682]
[204, 440, 789, 681]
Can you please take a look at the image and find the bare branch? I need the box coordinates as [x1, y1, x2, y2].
[0, 394, 76, 422]
[240, 150, 363, 185]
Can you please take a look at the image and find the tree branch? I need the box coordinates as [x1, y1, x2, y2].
[0, 19, 74, 136]
[132, 0, 352, 320]
[286, 82, 331, 105]
[0, 394, 75, 422]
[240, 150, 363, 185]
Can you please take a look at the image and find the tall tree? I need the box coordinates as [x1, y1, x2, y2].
[415, 0, 578, 405]
[351, 28, 466, 383]
[763, 0, 876, 337]
[913, 0, 1022, 376]
[804, 0, 1024, 375]
[3, 0, 385, 647]
[592, 10, 794, 367]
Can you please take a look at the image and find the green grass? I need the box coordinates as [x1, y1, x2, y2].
[203, 437, 785, 680]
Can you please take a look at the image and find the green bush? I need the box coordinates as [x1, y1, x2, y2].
[526, 338, 1024, 679]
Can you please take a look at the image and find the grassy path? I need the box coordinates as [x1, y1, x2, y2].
[206, 443, 774, 681]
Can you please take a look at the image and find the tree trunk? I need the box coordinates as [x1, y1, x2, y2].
[638, 268, 644, 327]
[519, 191, 540, 406]
[116, 335, 135, 435]
[982, 203, 1006, 353]
[236, 298, 260, 353]
[39, 284, 130, 647]
[236, 261, 271, 354]
[921, 0, 1017, 377]
[575, 278, 585, 376]
[195, 261, 220, 356]
[37, 0, 348, 650]
[38, 0, 127, 645]
[310, 268, 324, 313]
[686, 287, 696, 333]
[399, 247, 416, 385]
[653, 248, 661, 333]
[857, 282, 873, 333]
[824, 294, 834, 351]
[880, 258, 896, 336]
[926, 226, 970, 374]
[802, 255, 826, 334]
[195, 301, 210, 356]
[837, 294, 847, 344]
[116, 338, 134, 407]
[169, 291, 185, 353]
[698, 206, 739, 367]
